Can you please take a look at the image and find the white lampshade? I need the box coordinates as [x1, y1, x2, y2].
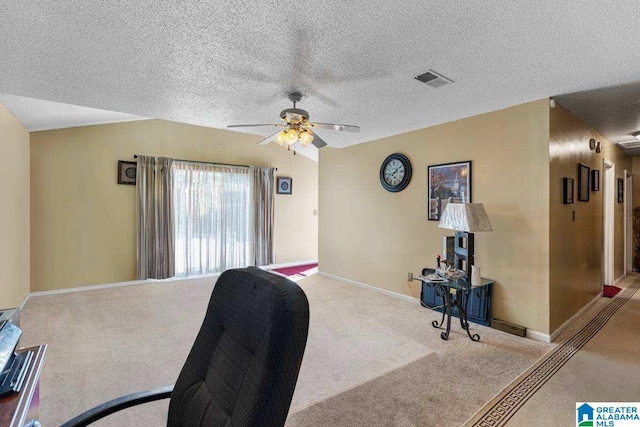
[438, 203, 493, 232]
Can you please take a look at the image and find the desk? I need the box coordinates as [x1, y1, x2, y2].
[0, 345, 46, 427]
[421, 269, 494, 341]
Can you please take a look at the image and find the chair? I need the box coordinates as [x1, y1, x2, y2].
[61, 267, 310, 427]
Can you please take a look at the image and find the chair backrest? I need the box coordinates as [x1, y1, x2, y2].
[167, 267, 309, 427]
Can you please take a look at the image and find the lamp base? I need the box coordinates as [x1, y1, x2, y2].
[453, 231, 474, 279]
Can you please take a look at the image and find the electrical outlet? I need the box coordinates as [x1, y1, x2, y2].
[407, 272, 413, 280]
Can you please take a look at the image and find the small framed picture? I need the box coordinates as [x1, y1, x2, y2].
[563, 177, 574, 204]
[618, 178, 624, 203]
[277, 177, 293, 195]
[591, 169, 599, 191]
[118, 161, 137, 185]
[577, 163, 590, 202]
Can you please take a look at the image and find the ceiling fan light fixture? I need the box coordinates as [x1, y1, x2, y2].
[285, 129, 299, 144]
[632, 131, 640, 140]
[275, 130, 288, 145]
[298, 130, 314, 146]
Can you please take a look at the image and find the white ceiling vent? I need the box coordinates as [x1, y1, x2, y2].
[415, 70, 453, 88]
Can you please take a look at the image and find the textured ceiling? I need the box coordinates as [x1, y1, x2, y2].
[0, 93, 148, 131]
[556, 83, 640, 157]
[2, 1, 640, 157]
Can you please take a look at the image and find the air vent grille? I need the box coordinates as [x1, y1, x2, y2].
[415, 70, 453, 88]
[619, 140, 640, 149]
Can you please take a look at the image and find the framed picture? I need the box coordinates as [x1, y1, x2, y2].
[618, 178, 624, 203]
[563, 177, 574, 204]
[591, 169, 599, 191]
[277, 177, 293, 195]
[577, 163, 590, 202]
[118, 160, 137, 185]
[428, 161, 471, 221]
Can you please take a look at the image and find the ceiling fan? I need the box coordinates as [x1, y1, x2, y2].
[227, 93, 360, 149]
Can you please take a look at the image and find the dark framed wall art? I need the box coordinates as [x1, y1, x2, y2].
[563, 177, 574, 204]
[277, 177, 293, 195]
[577, 163, 590, 202]
[118, 160, 137, 185]
[618, 178, 624, 203]
[591, 169, 599, 191]
[427, 160, 472, 221]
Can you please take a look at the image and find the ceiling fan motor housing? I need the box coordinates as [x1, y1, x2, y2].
[280, 108, 309, 124]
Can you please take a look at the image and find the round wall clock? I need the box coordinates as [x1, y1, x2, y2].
[380, 153, 412, 192]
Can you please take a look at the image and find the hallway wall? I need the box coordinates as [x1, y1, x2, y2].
[549, 104, 631, 333]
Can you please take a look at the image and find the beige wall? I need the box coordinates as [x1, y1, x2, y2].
[30, 119, 318, 292]
[0, 102, 30, 308]
[319, 100, 551, 333]
[549, 104, 631, 332]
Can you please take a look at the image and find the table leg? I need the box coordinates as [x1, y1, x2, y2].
[440, 290, 452, 340]
[431, 284, 446, 328]
[460, 290, 480, 341]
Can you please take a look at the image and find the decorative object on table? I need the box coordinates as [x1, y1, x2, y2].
[471, 265, 481, 287]
[277, 177, 293, 194]
[618, 178, 624, 203]
[591, 169, 599, 191]
[577, 163, 590, 202]
[438, 203, 493, 278]
[227, 93, 360, 153]
[589, 138, 596, 150]
[442, 235, 455, 265]
[563, 177, 574, 204]
[117, 160, 137, 185]
[379, 153, 412, 192]
[428, 160, 471, 220]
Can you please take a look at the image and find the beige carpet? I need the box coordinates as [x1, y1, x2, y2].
[465, 274, 640, 427]
[20, 274, 551, 426]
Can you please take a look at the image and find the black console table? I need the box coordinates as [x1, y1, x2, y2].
[420, 268, 494, 341]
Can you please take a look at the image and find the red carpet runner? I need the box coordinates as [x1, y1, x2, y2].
[272, 263, 318, 277]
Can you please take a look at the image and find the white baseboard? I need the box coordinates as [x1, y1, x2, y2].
[526, 329, 551, 343]
[318, 271, 418, 304]
[548, 290, 603, 343]
[613, 275, 626, 286]
[29, 278, 160, 298]
[27, 261, 318, 299]
[18, 293, 30, 311]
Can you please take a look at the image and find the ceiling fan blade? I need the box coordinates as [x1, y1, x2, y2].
[227, 123, 283, 129]
[307, 122, 360, 133]
[307, 130, 327, 148]
[257, 131, 281, 146]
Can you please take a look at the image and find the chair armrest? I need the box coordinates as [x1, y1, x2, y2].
[60, 385, 173, 427]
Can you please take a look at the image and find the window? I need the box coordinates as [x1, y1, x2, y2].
[173, 162, 251, 276]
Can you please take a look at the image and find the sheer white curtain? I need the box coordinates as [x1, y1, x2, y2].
[173, 161, 251, 276]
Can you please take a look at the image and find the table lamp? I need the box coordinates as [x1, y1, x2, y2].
[438, 203, 493, 281]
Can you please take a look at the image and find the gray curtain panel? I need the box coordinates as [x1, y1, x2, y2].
[253, 166, 276, 266]
[136, 156, 175, 279]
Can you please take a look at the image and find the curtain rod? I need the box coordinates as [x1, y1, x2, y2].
[133, 155, 276, 170]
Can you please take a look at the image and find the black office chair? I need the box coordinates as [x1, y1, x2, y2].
[61, 267, 310, 427]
